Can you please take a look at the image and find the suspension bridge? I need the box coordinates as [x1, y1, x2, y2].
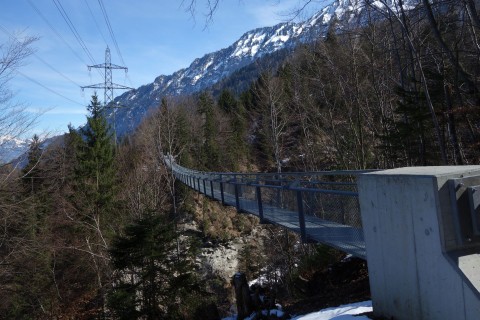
[165, 155, 480, 320]
[165, 155, 374, 259]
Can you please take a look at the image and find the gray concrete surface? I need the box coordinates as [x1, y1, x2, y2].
[358, 166, 480, 320]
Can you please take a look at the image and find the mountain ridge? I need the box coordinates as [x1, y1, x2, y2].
[0, 136, 30, 164]
[110, 0, 421, 136]
[109, 0, 349, 136]
[1, 0, 419, 162]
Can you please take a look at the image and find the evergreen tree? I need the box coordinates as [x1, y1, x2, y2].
[218, 89, 247, 170]
[173, 105, 191, 166]
[218, 89, 237, 114]
[4, 134, 55, 318]
[21, 134, 48, 237]
[198, 91, 220, 170]
[382, 85, 436, 166]
[22, 134, 43, 193]
[75, 93, 117, 225]
[108, 212, 200, 319]
[68, 94, 118, 316]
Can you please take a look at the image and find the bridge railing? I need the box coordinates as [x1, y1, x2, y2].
[165, 155, 373, 259]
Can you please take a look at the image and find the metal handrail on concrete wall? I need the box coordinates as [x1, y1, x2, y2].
[164, 156, 372, 259]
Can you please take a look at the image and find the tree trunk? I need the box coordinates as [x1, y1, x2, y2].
[232, 272, 253, 320]
[422, 0, 476, 93]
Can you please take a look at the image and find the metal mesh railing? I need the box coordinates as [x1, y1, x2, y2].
[165, 155, 372, 259]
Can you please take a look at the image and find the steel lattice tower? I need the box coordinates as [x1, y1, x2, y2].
[82, 46, 132, 106]
[81, 47, 132, 146]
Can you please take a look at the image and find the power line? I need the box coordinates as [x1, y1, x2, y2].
[52, 0, 103, 79]
[96, 0, 134, 87]
[0, 25, 81, 88]
[81, 47, 133, 146]
[18, 70, 84, 106]
[83, 0, 108, 45]
[34, 55, 81, 88]
[97, 0, 125, 67]
[0, 24, 84, 108]
[81, 47, 132, 106]
[26, 0, 86, 66]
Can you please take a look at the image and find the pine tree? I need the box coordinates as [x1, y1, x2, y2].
[68, 94, 118, 316]
[108, 212, 201, 319]
[218, 89, 247, 170]
[22, 134, 43, 194]
[3, 133, 55, 318]
[198, 91, 220, 170]
[173, 105, 191, 166]
[218, 89, 237, 114]
[75, 93, 117, 225]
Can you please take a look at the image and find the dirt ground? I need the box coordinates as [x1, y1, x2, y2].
[283, 257, 371, 317]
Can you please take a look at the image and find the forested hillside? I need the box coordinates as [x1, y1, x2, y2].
[1, 0, 480, 318]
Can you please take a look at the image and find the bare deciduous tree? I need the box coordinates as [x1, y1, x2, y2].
[0, 34, 38, 150]
[254, 71, 289, 173]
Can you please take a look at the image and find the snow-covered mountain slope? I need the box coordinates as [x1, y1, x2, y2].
[0, 0, 421, 164]
[110, 0, 415, 137]
[0, 136, 29, 164]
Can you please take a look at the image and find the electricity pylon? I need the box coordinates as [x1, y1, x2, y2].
[81, 46, 132, 146]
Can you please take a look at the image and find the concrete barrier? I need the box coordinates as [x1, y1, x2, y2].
[358, 167, 480, 320]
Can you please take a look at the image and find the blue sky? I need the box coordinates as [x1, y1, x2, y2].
[0, 0, 320, 138]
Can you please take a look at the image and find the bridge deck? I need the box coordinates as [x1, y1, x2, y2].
[182, 177, 366, 259]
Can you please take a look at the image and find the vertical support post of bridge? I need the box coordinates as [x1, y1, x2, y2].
[235, 183, 240, 211]
[220, 177, 225, 205]
[210, 180, 214, 198]
[256, 186, 264, 223]
[233, 175, 240, 211]
[296, 190, 307, 243]
[358, 166, 480, 320]
[203, 179, 207, 195]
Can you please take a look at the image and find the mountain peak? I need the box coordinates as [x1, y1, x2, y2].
[110, 2, 354, 136]
[0, 136, 29, 164]
[105, 0, 417, 137]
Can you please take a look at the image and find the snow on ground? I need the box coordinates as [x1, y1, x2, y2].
[290, 301, 372, 320]
[222, 300, 372, 320]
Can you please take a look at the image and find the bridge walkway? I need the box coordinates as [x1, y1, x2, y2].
[167, 157, 370, 259]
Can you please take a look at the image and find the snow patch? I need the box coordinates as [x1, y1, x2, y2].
[253, 33, 266, 43]
[290, 301, 372, 320]
[267, 34, 290, 45]
[203, 57, 214, 71]
[250, 44, 260, 56]
[221, 301, 372, 320]
[192, 74, 202, 85]
[0, 136, 29, 164]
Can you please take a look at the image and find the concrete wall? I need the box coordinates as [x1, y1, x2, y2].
[358, 167, 480, 320]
